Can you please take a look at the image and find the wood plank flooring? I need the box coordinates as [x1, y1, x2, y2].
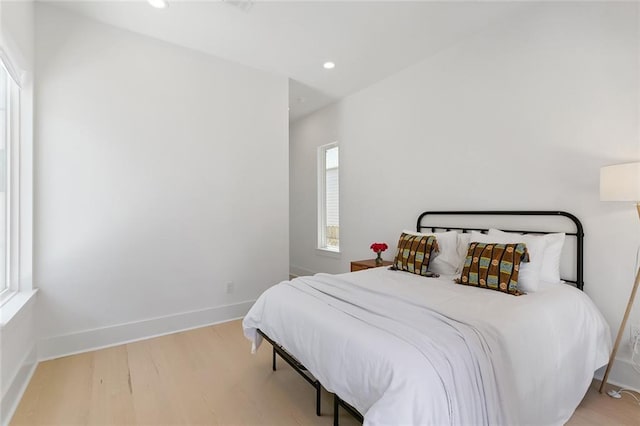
[11, 319, 639, 425]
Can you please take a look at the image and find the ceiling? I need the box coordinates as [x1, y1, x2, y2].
[50, 1, 525, 121]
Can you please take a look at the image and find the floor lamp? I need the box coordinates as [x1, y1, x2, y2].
[598, 162, 640, 394]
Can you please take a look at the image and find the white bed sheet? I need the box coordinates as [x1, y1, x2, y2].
[243, 268, 611, 426]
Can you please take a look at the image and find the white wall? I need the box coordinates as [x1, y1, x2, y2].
[290, 2, 640, 390]
[0, 1, 37, 424]
[290, 105, 341, 276]
[0, 0, 33, 75]
[35, 5, 289, 358]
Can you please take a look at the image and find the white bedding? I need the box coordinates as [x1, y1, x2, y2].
[242, 268, 611, 426]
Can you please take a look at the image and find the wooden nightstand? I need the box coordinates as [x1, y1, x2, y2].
[350, 259, 393, 272]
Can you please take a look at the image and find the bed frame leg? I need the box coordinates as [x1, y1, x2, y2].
[272, 346, 276, 371]
[315, 382, 321, 416]
[333, 394, 339, 426]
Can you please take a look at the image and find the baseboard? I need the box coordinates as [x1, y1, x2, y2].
[289, 264, 316, 277]
[594, 356, 640, 393]
[1, 344, 37, 426]
[38, 300, 256, 361]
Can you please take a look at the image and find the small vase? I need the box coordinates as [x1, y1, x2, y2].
[375, 252, 383, 266]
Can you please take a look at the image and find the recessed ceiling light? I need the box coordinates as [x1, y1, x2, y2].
[323, 62, 336, 70]
[148, 0, 168, 9]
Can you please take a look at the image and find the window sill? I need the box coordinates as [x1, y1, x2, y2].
[1, 289, 38, 327]
[316, 247, 341, 259]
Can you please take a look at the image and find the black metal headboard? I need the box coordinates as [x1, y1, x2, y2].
[416, 211, 585, 290]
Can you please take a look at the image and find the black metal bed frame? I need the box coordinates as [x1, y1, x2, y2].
[333, 394, 363, 425]
[415, 210, 584, 290]
[256, 329, 322, 416]
[259, 210, 585, 425]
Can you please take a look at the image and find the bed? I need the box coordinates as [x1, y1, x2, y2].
[242, 211, 612, 425]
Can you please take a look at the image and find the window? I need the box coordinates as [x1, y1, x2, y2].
[0, 61, 19, 300]
[318, 143, 339, 251]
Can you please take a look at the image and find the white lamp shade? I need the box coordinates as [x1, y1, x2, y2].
[600, 162, 640, 201]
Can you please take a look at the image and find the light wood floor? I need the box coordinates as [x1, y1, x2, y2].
[11, 320, 639, 425]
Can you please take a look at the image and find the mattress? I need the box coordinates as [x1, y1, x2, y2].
[243, 267, 611, 425]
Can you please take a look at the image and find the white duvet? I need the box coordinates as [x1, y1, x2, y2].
[242, 268, 611, 426]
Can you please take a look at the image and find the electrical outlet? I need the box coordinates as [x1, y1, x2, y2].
[225, 281, 235, 294]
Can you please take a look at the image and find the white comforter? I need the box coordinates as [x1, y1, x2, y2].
[242, 268, 611, 426]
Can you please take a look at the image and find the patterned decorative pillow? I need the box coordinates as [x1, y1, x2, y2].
[455, 242, 530, 295]
[392, 232, 439, 276]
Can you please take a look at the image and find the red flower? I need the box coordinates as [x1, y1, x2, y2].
[370, 242, 388, 253]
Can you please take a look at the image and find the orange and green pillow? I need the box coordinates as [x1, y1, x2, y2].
[455, 242, 529, 295]
[392, 233, 439, 276]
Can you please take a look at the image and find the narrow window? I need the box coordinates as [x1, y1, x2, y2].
[0, 61, 18, 299]
[318, 143, 339, 251]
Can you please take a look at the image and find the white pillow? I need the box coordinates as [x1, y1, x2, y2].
[489, 229, 565, 284]
[541, 233, 565, 283]
[456, 233, 471, 274]
[470, 230, 546, 293]
[402, 230, 459, 275]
